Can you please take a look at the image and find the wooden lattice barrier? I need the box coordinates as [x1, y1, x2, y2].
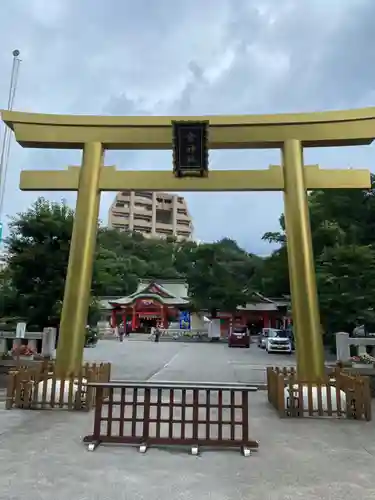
[83, 381, 259, 455]
[5, 361, 111, 411]
[266, 366, 372, 420]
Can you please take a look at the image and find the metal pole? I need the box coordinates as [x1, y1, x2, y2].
[0, 50, 22, 227]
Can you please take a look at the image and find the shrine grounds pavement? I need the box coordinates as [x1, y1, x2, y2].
[1, 339, 375, 500]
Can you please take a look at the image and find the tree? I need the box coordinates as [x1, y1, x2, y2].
[253, 246, 290, 298]
[316, 245, 375, 333]
[185, 240, 258, 317]
[5, 198, 74, 328]
[260, 175, 375, 336]
[0, 267, 21, 320]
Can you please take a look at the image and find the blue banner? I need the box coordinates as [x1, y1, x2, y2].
[179, 311, 191, 330]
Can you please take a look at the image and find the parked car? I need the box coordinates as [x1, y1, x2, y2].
[265, 329, 292, 354]
[228, 325, 250, 348]
[258, 328, 270, 349]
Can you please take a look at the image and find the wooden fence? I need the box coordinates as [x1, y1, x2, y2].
[267, 366, 372, 420]
[83, 381, 259, 456]
[6, 361, 111, 411]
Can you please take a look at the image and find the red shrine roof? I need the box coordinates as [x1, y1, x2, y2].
[108, 280, 190, 307]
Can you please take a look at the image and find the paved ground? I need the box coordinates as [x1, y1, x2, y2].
[86, 336, 296, 385]
[0, 338, 375, 500]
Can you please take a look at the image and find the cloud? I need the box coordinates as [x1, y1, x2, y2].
[0, 0, 375, 254]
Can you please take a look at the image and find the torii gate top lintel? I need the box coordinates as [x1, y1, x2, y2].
[2, 107, 375, 150]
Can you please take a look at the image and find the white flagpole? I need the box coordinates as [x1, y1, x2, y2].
[0, 49, 22, 241]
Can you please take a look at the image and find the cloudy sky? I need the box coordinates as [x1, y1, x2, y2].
[0, 0, 374, 254]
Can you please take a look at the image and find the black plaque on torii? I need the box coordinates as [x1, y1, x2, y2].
[172, 121, 209, 178]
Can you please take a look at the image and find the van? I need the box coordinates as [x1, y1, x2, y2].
[228, 325, 250, 348]
[265, 329, 292, 354]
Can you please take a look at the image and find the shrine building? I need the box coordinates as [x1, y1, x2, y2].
[99, 279, 289, 336]
[107, 279, 190, 333]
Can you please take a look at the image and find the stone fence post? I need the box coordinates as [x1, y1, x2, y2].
[41, 327, 57, 357]
[335, 332, 350, 362]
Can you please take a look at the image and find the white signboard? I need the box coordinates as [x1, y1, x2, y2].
[16, 322, 27, 339]
[208, 319, 221, 339]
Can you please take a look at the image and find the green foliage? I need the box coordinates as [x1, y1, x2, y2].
[260, 174, 375, 335]
[2, 198, 260, 327]
[316, 245, 375, 333]
[3, 198, 74, 327]
[186, 240, 258, 315]
[252, 246, 289, 298]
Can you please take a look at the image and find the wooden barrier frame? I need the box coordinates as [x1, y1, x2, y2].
[6, 362, 111, 410]
[267, 366, 372, 420]
[83, 381, 259, 456]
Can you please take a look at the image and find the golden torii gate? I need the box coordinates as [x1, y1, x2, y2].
[1, 109, 373, 380]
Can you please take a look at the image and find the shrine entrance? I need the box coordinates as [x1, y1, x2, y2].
[2, 107, 373, 380]
[137, 318, 156, 334]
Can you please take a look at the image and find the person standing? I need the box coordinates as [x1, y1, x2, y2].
[154, 326, 161, 343]
[125, 321, 130, 337]
[119, 323, 124, 342]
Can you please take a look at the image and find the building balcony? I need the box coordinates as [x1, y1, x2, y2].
[112, 223, 129, 231]
[134, 192, 153, 201]
[155, 222, 174, 230]
[111, 209, 130, 217]
[133, 203, 152, 212]
[176, 218, 192, 227]
[133, 218, 152, 228]
[176, 212, 190, 219]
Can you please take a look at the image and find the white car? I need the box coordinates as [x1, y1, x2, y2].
[266, 330, 292, 354]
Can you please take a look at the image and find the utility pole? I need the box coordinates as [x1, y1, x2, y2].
[0, 49, 22, 242]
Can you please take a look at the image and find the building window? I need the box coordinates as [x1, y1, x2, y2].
[177, 197, 184, 203]
[156, 210, 173, 225]
[177, 208, 187, 215]
[157, 197, 172, 204]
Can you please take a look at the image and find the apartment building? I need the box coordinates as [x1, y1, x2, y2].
[108, 191, 194, 241]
